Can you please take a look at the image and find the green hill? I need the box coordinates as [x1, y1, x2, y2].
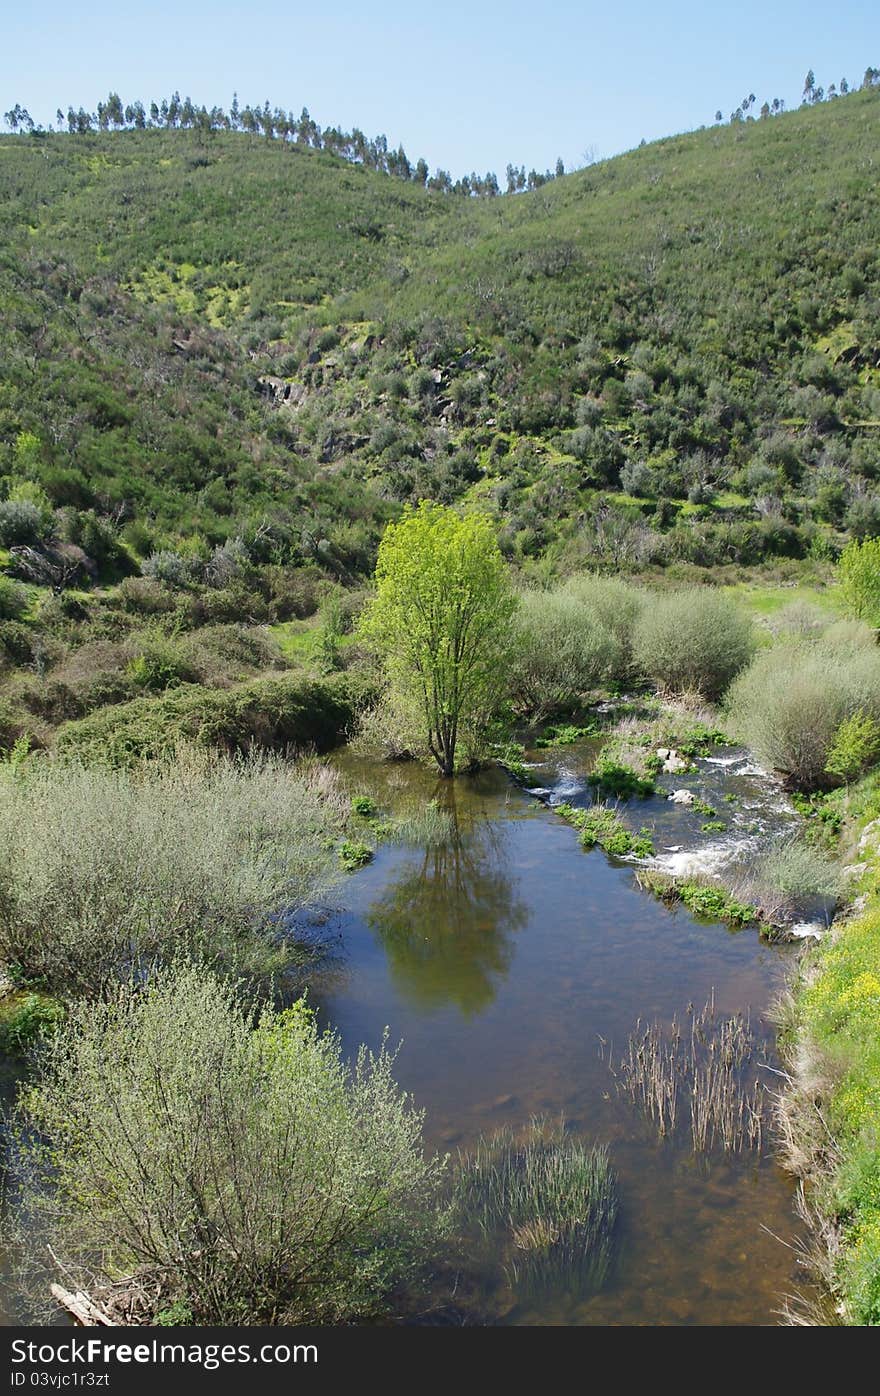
[1, 88, 879, 581]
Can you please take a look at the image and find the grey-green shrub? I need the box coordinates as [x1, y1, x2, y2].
[0, 751, 348, 997]
[10, 964, 445, 1324]
[633, 588, 754, 700]
[561, 574, 645, 677]
[0, 500, 47, 547]
[510, 589, 617, 717]
[0, 577, 28, 622]
[726, 636, 880, 790]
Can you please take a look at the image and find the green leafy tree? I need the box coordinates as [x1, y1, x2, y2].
[838, 537, 880, 625]
[359, 503, 514, 776]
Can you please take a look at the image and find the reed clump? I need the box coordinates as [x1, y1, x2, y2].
[614, 997, 767, 1155]
[453, 1120, 618, 1299]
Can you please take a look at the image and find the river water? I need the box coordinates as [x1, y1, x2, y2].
[311, 739, 818, 1325]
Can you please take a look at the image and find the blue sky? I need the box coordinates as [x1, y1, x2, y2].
[3, 1, 877, 174]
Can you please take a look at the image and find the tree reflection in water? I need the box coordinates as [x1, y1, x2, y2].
[367, 782, 527, 1015]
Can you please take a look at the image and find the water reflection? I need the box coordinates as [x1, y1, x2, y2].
[367, 782, 527, 1015]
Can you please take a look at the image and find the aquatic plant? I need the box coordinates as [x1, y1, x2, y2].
[534, 722, 599, 748]
[339, 840, 373, 871]
[557, 802, 654, 858]
[636, 869, 757, 927]
[614, 998, 766, 1155]
[587, 757, 656, 799]
[454, 1121, 618, 1299]
[391, 800, 456, 847]
[492, 739, 529, 782]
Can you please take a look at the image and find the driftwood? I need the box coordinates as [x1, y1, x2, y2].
[50, 1283, 115, 1326]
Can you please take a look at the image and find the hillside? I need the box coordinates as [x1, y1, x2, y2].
[1, 87, 879, 584]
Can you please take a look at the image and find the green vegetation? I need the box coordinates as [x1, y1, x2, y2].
[0, 751, 348, 997]
[632, 589, 755, 700]
[838, 538, 880, 626]
[726, 624, 880, 790]
[636, 870, 758, 927]
[781, 772, 880, 1324]
[454, 1121, 617, 1298]
[557, 802, 655, 858]
[510, 577, 643, 718]
[0, 990, 64, 1055]
[10, 965, 445, 1324]
[339, 840, 373, 871]
[358, 503, 514, 776]
[587, 758, 656, 799]
[54, 672, 366, 766]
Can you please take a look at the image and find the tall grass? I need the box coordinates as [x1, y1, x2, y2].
[454, 1121, 618, 1300]
[0, 750, 349, 997]
[614, 998, 766, 1155]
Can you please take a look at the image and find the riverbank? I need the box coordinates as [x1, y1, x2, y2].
[777, 773, 880, 1324]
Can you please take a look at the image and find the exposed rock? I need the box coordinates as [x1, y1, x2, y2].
[668, 789, 695, 806]
[663, 753, 689, 774]
[656, 747, 671, 760]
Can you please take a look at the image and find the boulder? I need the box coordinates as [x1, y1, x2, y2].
[663, 753, 689, 774]
[668, 789, 695, 806]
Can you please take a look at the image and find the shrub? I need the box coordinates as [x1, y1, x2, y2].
[838, 537, 880, 626]
[825, 711, 880, 784]
[55, 673, 368, 766]
[10, 965, 444, 1324]
[510, 588, 617, 717]
[560, 574, 644, 679]
[115, 576, 178, 615]
[726, 638, 880, 791]
[0, 751, 348, 997]
[0, 991, 64, 1055]
[141, 550, 193, 587]
[0, 576, 28, 622]
[0, 500, 47, 547]
[633, 589, 754, 700]
[127, 634, 199, 692]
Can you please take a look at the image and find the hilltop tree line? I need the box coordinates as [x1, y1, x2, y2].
[1, 92, 566, 198]
[714, 65, 880, 125]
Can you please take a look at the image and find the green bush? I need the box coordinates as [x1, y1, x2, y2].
[560, 574, 645, 678]
[0, 576, 28, 622]
[0, 992, 64, 1055]
[726, 637, 880, 791]
[10, 965, 445, 1324]
[0, 500, 48, 547]
[0, 751, 348, 997]
[825, 711, 880, 784]
[510, 588, 618, 717]
[633, 589, 754, 700]
[55, 673, 370, 766]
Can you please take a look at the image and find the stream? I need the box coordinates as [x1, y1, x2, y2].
[309, 736, 821, 1325]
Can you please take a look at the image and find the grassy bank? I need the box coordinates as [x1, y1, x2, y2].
[780, 776, 880, 1324]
